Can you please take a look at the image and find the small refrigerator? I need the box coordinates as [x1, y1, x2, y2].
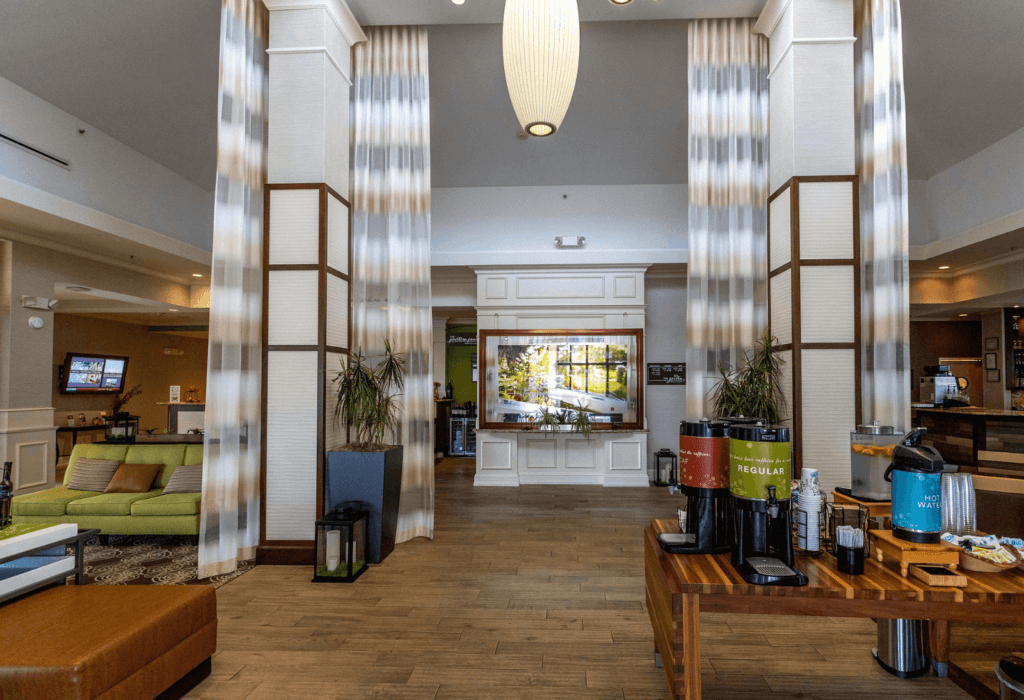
[450, 418, 477, 457]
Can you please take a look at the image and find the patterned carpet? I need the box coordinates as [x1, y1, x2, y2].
[80, 535, 254, 588]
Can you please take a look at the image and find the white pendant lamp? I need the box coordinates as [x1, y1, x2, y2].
[502, 0, 580, 137]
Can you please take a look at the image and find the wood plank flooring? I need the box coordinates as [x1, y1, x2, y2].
[186, 458, 974, 700]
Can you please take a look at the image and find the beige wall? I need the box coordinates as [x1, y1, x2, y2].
[52, 314, 207, 433]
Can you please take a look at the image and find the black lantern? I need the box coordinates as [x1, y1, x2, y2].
[104, 414, 139, 444]
[313, 508, 369, 583]
[654, 448, 677, 487]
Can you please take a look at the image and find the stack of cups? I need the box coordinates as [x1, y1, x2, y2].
[940, 472, 976, 536]
[797, 468, 822, 552]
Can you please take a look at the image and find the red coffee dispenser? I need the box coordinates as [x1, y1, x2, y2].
[673, 419, 733, 554]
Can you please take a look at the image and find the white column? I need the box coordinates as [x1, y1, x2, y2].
[0, 240, 56, 495]
[260, 0, 365, 559]
[756, 0, 859, 493]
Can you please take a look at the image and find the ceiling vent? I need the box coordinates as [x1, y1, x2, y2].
[0, 131, 71, 170]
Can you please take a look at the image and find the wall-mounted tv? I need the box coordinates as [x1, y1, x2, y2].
[59, 353, 129, 394]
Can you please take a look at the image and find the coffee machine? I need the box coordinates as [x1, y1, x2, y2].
[730, 424, 807, 586]
[663, 420, 733, 554]
[919, 365, 961, 407]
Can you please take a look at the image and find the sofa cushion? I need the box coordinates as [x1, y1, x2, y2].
[12, 487, 97, 516]
[162, 464, 203, 494]
[104, 463, 163, 493]
[0, 584, 216, 700]
[131, 493, 202, 517]
[124, 444, 188, 488]
[66, 458, 122, 492]
[63, 444, 129, 487]
[65, 489, 162, 516]
[183, 444, 204, 466]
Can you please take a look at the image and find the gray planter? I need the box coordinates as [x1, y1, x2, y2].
[325, 446, 403, 564]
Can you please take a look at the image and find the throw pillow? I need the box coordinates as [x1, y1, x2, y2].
[66, 458, 122, 492]
[162, 464, 203, 494]
[104, 463, 164, 494]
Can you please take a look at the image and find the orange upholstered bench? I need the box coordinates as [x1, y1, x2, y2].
[0, 585, 216, 700]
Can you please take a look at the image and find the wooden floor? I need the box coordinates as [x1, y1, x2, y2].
[186, 458, 983, 700]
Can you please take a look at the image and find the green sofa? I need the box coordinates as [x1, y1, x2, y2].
[12, 443, 202, 536]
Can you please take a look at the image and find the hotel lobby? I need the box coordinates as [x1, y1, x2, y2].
[1, 0, 1024, 699]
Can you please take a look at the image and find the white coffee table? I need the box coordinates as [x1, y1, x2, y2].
[0, 523, 96, 603]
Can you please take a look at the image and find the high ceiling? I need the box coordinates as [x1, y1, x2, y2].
[345, 0, 763, 25]
[429, 21, 688, 188]
[0, 0, 1021, 193]
[0, 0, 221, 191]
[901, 0, 1024, 179]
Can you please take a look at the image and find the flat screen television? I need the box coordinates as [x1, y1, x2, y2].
[59, 353, 129, 394]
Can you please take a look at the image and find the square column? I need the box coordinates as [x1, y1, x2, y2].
[259, 0, 364, 564]
[756, 0, 859, 491]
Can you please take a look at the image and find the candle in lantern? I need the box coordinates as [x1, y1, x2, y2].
[326, 529, 341, 572]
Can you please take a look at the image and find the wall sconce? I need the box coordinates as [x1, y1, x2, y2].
[555, 236, 585, 248]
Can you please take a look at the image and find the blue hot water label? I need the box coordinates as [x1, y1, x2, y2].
[891, 471, 942, 533]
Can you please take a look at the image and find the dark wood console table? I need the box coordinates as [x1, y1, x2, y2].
[644, 518, 1024, 700]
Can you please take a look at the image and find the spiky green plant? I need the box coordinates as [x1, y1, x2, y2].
[334, 340, 406, 451]
[570, 400, 593, 438]
[710, 330, 787, 425]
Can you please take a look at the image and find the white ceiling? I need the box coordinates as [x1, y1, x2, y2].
[901, 0, 1024, 179]
[430, 21, 688, 188]
[345, 0, 764, 25]
[0, 0, 1020, 193]
[0, 0, 221, 191]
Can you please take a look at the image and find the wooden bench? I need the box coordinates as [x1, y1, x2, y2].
[0, 585, 216, 700]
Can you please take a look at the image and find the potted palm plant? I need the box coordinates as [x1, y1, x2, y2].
[710, 330, 787, 424]
[326, 341, 406, 564]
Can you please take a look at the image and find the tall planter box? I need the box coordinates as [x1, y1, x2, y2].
[325, 446, 403, 564]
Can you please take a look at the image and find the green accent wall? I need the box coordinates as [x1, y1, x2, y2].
[445, 324, 477, 403]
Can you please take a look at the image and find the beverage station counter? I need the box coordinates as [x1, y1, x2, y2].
[644, 517, 1024, 700]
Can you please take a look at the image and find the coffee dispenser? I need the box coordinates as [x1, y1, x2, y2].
[672, 419, 733, 554]
[730, 424, 807, 586]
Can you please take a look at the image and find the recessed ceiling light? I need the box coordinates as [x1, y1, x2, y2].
[192, 273, 203, 278]
[609, 0, 633, 4]
[959, 313, 968, 317]
[938, 265, 950, 270]
[452, 0, 464, 5]
[1016, 305, 1021, 308]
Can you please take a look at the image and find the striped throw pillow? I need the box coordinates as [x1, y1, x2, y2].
[162, 464, 203, 494]
[66, 458, 122, 492]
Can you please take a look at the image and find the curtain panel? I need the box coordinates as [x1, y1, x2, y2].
[351, 26, 434, 543]
[198, 0, 268, 579]
[685, 19, 770, 420]
[855, 0, 912, 431]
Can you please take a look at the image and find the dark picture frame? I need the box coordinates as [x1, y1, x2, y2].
[987, 369, 1001, 383]
[985, 352, 998, 370]
[984, 337, 999, 352]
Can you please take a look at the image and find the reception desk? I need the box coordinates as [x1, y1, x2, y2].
[914, 407, 1024, 478]
[474, 428, 649, 487]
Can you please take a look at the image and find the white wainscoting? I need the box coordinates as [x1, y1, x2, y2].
[0, 408, 56, 495]
[475, 431, 648, 487]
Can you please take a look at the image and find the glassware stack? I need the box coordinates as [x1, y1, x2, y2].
[940, 472, 976, 536]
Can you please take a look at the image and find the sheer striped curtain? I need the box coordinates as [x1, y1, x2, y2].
[685, 19, 770, 420]
[351, 26, 434, 543]
[855, 0, 911, 431]
[198, 0, 267, 579]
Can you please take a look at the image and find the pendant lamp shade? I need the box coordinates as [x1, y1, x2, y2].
[502, 0, 580, 137]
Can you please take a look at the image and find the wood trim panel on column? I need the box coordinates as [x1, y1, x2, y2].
[259, 182, 346, 563]
[790, 181, 803, 476]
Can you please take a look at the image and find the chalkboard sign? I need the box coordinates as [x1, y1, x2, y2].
[647, 363, 686, 385]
